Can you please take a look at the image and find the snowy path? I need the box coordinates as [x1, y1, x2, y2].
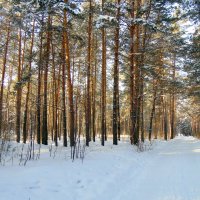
[116, 137, 200, 200]
[0, 136, 200, 200]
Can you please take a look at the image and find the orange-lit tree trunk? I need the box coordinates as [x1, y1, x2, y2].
[63, 0, 75, 146]
[92, 34, 97, 142]
[62, 37, 67, 147]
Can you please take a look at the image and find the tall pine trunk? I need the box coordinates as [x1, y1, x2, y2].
[86, 0, 92, 146]
[63, 0, 75, 147]
[62, 37, 67, 147]
[113, 0, 120, 145]
[0, 23, 10, 137]
[92, 34, 97, 142]
[101, 0, 106, 146]
[148, 80, 157, 141]
[23, 20, 35, 143]
[170, 53, 176, 139]
[42, 15, 51, 145]
[129, 0, 136, 144]
[16, 28, 22, 143]
[37, 16, 44, 144]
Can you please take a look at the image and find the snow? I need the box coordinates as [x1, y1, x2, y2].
[95, 15, 117, 28]
[1, 135, 200, 200]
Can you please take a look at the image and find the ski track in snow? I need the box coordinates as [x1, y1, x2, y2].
[0, 136, 200, 200]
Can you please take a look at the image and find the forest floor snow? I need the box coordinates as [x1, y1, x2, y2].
[0, 135, 200, 200]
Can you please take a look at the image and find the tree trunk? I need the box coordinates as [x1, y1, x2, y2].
[101, 0, 106, 146]
[16, 28, 22, 143]
[62, 36, 67, 147]
[113, 0, 120, 145]
[92, 34, 97, 142]
[63, 0, 75, 147]
[42, 15, 51, 145]
[129, 0, 136, 144]
[37, 16, 44, 144]
[170, 53, 176, 139]
[133, 0, 142, 145]
[86, 0, 92, 146]
[164, 99, 168, 140]
[149, 80, 157, 141]
[0, 23, 10, 137]
[23, 20, 35, 143]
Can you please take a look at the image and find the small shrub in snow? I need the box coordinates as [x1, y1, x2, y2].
[136, 140, 153, 152]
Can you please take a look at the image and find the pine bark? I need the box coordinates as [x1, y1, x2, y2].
[92, 34, 97, 142]
[0, 23, 10, 137]
[86, 0, 92, 146]
[113, 0, 120, 145]
[149, 80, 157, 141]
[101, 0, 106, 146]
[170, 53, 176, 139]
[62, 37, 67, 147]
[129, 0, 136, 144]
[63, 0, 75, 146]
[42, 15, 51, 145]
[16, 28, 22, 143]
[23, 20, 35, 143]
[37, 16, 44, 144]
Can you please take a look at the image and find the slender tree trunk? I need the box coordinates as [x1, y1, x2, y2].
[63, 0, 75, 147]
[0, 23, 10, 137]
[148, 80, 157, 141]
[51, 40, 59, 146]
[101, 0, 106, 146]
[164, 99, 168, 140]
[133, 0, 142, 145]
[42, 15, 51, 145]
[51, 50, 55, 142]
[16, 28, 22, 143]
[140, 9, 148, 142]
[62, 37, 67, 147]
[117, 91, 121, 141]
[86, 0, 93, 146]
[5, 57, 14, 138]
[92, 34, 97, 142]
[141, 80, 144, 142]
[23, 20, 35, 143]
[129, 0, 136, 144]
[154, 115, 158, 139]
[113, 0, 120, 145]
[170, 53, 176, 139]
[37, 16, 44, 144]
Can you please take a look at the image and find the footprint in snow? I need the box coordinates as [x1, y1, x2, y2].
[29, 186, 40, 190]
[76, 180, 81, 184]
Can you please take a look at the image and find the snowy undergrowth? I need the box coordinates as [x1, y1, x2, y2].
[0, 136, 153, 167]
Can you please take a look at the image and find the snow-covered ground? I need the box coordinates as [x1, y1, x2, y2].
[1, 135, 200, 200]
